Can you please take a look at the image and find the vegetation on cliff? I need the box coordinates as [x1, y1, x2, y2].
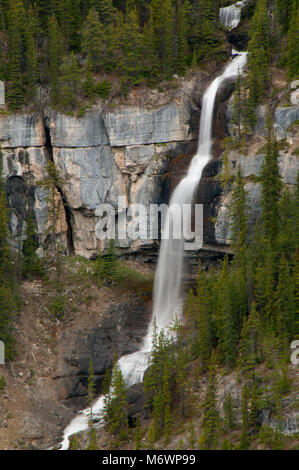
[0, 0, 297, 112]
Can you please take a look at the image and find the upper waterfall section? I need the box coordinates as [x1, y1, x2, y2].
[219, 0, 247, 31]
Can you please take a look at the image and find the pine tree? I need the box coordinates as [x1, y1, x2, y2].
[120, 7, 144, 85]
[104, 361, 128, 438]
[58, 53, 81, 109]
[25, 5, 39, 101]
[86, 358, 97, 448]
[287, 1, 299, 80]
[260, 115, 282, 247]
[230, 165, 247, 256]
[200, 354, 219, 450]
[223, 393, 235, 433]
[239, 383, 250, 449]
[195, 263, 212, 369]
[247, 0, 271, 122]
[48, 15, 64, 105]
[275, 255, 296, 340]
[0, 148, 16, 359]
[238, 302, 263, 374]
[7, 0, 26, 111]
[81, 8, 106, 73]
[98, 0, 117, 25]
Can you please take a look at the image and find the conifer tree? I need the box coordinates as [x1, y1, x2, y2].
[275, 255, 296, 340]
[120, 7, 144, 85]
[104, 361, 128, 438]
[81, 8, 106, 73]
[200, 354, 219, 449]
[230, 165, 247, 256]
[286, 1, 299, 80]
[0, 148, 15, 359]
[238, 302, 263, 374]
[7, 0, 26, 111]
[58, 53, 81, 109]
[223, 393, 235, 433]
[260, 115, 282, 247]
[239, 383, 250, 449]
[25, 5, 39, 100]
[195, 263, 212, 369]
[48, 15, 64, 105]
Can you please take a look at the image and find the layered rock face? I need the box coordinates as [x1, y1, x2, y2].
[1, 78, 298, 258]
[1, 84, 200, 258]
[0, 114, 68, 251]
[216, 101, 299, 245]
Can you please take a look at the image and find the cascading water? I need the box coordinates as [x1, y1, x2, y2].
[60, 50, 248, 450]
[219, 0, 247, 30]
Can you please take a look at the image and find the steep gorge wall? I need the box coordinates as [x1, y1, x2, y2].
[0, 80, 200, 259]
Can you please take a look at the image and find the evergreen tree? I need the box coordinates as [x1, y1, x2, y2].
[260, 115, 282, 246]
[104, 361, 128, 438]
[238, 302, 263, 374]
[275, 255, 296, 340]
[199, 354, 219, 450]
[48, 15, 64, 105]
[22, 212, 44, 279]
[7, 0, 26, 111]
[81, 8, 106, 73]
[58, 53, 81, 109]
[195, 263, 212, 369]
[223, 393, 235, 433]
[230, 165, 247, 256]
[239, 383, 250, 449]
[286, 1, 299, 80]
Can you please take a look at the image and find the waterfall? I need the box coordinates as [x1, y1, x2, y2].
[60, 51, 248, 450]
[219, 0, 247, 30]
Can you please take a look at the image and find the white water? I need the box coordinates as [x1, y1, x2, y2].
[60, 51, 248, 450]
[219, 0, 247, 30]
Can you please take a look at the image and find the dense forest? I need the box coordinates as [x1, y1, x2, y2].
[0, 0, 298, 112]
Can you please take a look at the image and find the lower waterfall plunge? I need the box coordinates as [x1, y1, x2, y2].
[60, 51, 248, 450]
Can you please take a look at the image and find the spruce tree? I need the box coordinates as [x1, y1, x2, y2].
[81, 8, 106, 73]
[48, 15, 64, 106]
[260, 115, 282, 247]
[287, 1, 299, 80]
[230, 165, 247, 256]
[200, 354, 219, 450]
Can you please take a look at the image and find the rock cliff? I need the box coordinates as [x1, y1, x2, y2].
[1, 76, 298, 259]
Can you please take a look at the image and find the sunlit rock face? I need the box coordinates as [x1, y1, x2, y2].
[0, 80, 201, 258]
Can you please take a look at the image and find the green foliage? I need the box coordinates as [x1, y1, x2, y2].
[95, 240, 120, 286]
[49, 294, 65, 319]
[22, 213, 44, 279]
[104, 360, 128, 439]
[199, 355, 220, 450]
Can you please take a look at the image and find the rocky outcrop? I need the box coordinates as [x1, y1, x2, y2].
[216, 100, 299, 245]
[1, 79, 202, 258]
[54, 301, 151, 408]
[0, 115, 68, 250]
[1, 74, 298, 258]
